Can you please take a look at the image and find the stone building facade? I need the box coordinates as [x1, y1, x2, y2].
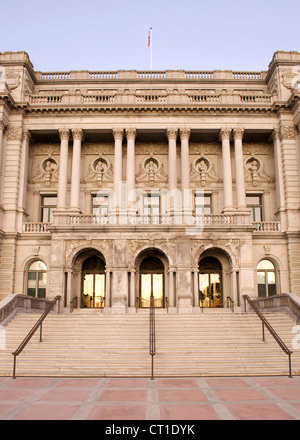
[0, 50, 300, 312]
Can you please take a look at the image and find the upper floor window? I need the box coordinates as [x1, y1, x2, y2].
[92, 194, 109, 217]
[246, 194, 263, 222]
[40, 195, 57, 222]
[195, 193, 212, 215]
[143, 193, 160, 223]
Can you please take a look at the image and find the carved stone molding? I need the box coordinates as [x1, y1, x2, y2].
[59, 128, 70, 141]
[280, 124, 296, 141]
[71, 128, 84, 141]
[113, 128, 124, 141]
[125, 128, 136, 140]
[167, 128, 178, 141]
[7, 125, 23, 142]
[219, 128, 231, 141]
[179, 128, 191, 141]
[233, 128, 244, 140]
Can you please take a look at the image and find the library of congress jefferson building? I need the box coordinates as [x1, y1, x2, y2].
[0, 50, 300, 313]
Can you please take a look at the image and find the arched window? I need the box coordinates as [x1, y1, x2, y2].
[257, 259, 277, 298]
[27, 261, 47, 298]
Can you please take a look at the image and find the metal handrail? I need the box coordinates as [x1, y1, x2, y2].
[243, 295, 293, 377]
[149, 294, 156, 379]
[12, 296, 61, 379]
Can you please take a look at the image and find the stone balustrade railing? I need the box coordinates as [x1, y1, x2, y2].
[34, 69, 267, 81]
[21, 219, 281, 231]
[29, 90, 273, 107]
[252, 221, 281, 232]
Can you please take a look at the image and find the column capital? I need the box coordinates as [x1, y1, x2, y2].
[167, 127, 178, 141]
[59, 128, 70, 141]
[125, 128, 136, 140]
[219, 128, 232, 141]
[113, 128, 124, 141]
[71, 128, 84, 141]
[179, 127, 191, 141]
[233, 128, 244, 141]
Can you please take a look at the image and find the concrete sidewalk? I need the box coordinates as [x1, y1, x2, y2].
[0, 376, 300, 420]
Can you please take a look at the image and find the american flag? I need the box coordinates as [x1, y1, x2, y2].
[148, 28, 152, 47]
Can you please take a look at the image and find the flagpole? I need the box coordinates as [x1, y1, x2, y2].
[149, 27, 152, 70]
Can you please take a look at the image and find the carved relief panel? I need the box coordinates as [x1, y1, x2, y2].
[190, 142, 220, 188]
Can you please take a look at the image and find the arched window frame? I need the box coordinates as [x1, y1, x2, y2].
[26, 260, 48, 298]
[256, 258, 278, 298]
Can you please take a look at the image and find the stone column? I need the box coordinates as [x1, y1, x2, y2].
[125, 128, 136, 212]
[168, 268, 175, 307]
[193, 268, 199, 307]
[129, 269, 136, 308]
[220, 128, 234, 212]
[167, 128, 178, 191]
[272, 128, 286, 228]
[113, 128, 123, 211]
[233, 128, 246, 209]
[180, 128, 191, 214]
[0, 121, 5, 159]
[57, 128, 70, 210]
[105, 269, 111, 307]
[18, 130, 30, 212]
[70, 129, 83, 212]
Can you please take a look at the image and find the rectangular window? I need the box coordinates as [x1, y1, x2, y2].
[246, 194, 263, 222]
[92, 194, 109, 216]
[143, 193, 160, 223]
[40, 195, 57, 222]
[195, 193, 212, 215]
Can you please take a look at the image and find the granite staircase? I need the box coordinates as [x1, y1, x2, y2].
[0, 309, 299, 377]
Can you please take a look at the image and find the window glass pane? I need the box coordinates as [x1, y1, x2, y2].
[37, 288, 46, 299]
[29, 261, 47, 271]
[38, 272, 47, 288]
[258, 283, 266, 298]
[257, 271, 265, 285]
[257, 260, 275, 270]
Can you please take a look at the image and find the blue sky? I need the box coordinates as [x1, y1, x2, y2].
[0, 0, 299, 72]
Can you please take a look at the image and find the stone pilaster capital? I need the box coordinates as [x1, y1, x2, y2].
[113, 128, 124, 141]
[23, 129, 31, 142]
[280, 123, 296, 141]
[125, 128, 136, 140]
[59, 128, 70, 141]
[219, 128, 232, 141]
[233, 128, 244, 141]
[179, 127, 191, 141]
[167, 128, 178, 141]
[71, 128, 84, 141]
[271, 127, 280, 141]
[0, 120, 6, 132]
[7, 124, 23, 142]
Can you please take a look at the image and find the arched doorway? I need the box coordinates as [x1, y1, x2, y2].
[198, 256, 223, 307]
[138, 251, 166, 308]
[82, 255, 106, 308]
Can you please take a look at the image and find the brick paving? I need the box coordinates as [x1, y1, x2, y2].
[0, 376, 300, 420]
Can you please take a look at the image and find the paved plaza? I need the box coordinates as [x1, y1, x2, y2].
[0, 375, 300, 420]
